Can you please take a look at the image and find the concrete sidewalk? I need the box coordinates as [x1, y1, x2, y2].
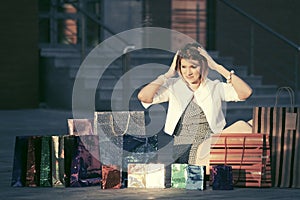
[0, 108, 300, 200]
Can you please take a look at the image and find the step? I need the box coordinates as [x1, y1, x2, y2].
[242, 75, 263, 86]
[215, 56, 234, 66]
[54, 57, 81, 68]
[226, 94, 292, 108]
[251, 85, 278, 95]
[69, 65, 123, 79]
[74, 63, 168, 80]
[208, 50, 219, 59]
[95, 98, 145, 112]
[231, 65, 248, 76]
[207, 66, 248, 79]
[89, 77, 278, 105]
[40, 46, 82, 58]
[79, 74, 263, 94]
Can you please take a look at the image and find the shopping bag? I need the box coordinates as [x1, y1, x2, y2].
[51, 135, 65, 187]
[210, 133, 271, 187]
[95, 111, 155, 188]
[171, 163, 188, 188]
[123, 134, 158, 170]
[12, 135, 60, 187]
[252, 87, 300, 188]
[127, 163, 146, 188]
[25, 136, 41, 187]
[122, 134, 158, 187]
[186, 165, 206, 190]
[39, 136, 52, 187]
[145, 164, 165, 188]
[102, 165, 122, 189]
[127, 163, 165, 188]
[171, 164, 206, 190]
[67, 119, 94, 135]
[211, 165, 233, 190]
[64, 135, 101, 187]
[95, 111, 130, 167]
[11, 136, 29, 187]
[95, 111, 146, 169]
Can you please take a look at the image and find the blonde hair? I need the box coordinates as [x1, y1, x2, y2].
[176, 43, 209, 83]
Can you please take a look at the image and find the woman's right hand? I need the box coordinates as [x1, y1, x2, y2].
[165, 51, 179, 78]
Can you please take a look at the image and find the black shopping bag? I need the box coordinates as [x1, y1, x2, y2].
[211, 165, 233, 190]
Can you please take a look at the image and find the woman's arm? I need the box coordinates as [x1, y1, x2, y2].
[215, 64, 253, 100]
[198, 48, 253, 100]
[137, 75, 167, 103]
[137, 52, 178, 103]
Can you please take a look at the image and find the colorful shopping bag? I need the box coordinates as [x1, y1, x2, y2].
[11, 136, 29, 187]
[186, 165, 206, 190]
[123, 134, 158, 183]
[95, 111, 146, 165]
[25, 136, 41, 187]
[127, 163, 146, 188]
[64, 135, 101, 187]
[67, 119, 94, 135]
[171, 164, 206, 190]
[102, 165, 122, 189]
[95, 111, 147, 187]
[39, 136, 52, 187]
[171, 163, 188, 188]
[51, 135, 65, 187]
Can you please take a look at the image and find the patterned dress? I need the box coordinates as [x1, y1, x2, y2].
[173, 98, 213, 164]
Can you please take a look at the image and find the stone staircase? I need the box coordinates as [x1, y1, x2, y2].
[40, 47, 292, 128]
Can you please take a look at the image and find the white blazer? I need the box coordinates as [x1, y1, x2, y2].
[141, 77, 241, 135]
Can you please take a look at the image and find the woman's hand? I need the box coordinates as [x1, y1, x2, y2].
[197, 46, 253, 100]
[165, 51, 179, 78]
[197, 47, 220, 71]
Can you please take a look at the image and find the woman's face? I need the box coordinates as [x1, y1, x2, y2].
[179, 58, 201, 85]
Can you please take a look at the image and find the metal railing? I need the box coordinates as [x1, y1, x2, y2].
[219, 0, 300, 94]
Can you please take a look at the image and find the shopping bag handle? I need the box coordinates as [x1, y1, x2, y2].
[234, 136, 246, 185]
[110, 112, 131, 136]
[275, 86, 295, 109]
[225, 136, 228, 165]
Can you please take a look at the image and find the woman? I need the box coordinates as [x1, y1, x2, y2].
[138, 43, 252, 164]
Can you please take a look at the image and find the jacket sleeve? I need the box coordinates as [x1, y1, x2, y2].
[140, 80, 172, 109]
[218, 81, 242, 102]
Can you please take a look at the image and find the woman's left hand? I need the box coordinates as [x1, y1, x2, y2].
[197, 47, 220, 71]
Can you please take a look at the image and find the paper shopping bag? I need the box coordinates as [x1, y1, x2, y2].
[252, 87, 300, 188]
[51, 135, 65, 187]
[186, 165, 206, 190]
[67, 119, 94, 135]
[211, 165, 233, 190]
[25, 136, 41, 187]
[39, 136, 52, 187]
[11, 136, 29, 187]
[64, 135, 101, 187]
